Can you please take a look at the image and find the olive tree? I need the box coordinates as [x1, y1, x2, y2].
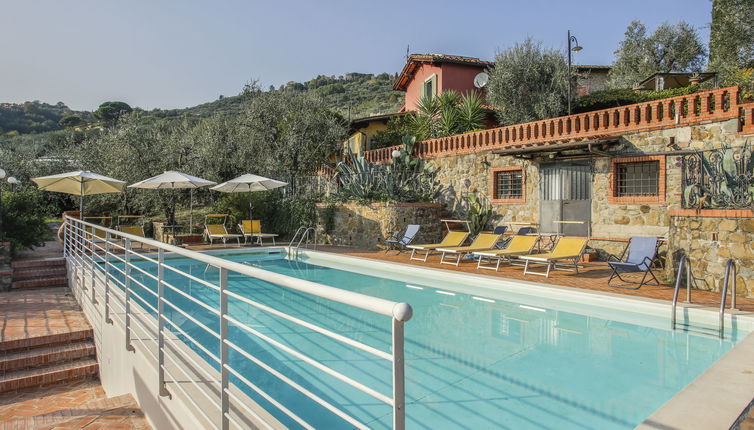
[486, 38, 571, 126]
[608, 21, 706, 89]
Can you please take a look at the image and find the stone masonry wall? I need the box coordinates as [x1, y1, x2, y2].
[315, 203, 444, 250]
[668, 215, 754, 298]
[421, 118, 749, 265]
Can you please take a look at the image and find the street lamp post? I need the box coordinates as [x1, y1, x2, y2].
[567, 30, 583, 115]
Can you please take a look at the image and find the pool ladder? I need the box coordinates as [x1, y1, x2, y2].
[671, 255, 738, 338]
[288, 226, 315, 258]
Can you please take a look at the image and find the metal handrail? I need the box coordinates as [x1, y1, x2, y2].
[720, 259, 738, 337]
[288, 226, 309, 248]
[62, 215, 412, 430]
[672, 254, 738, 339]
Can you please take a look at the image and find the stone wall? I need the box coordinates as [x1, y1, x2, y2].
[667, 212, 754, 298]
[420, 118, 749, 263]
[315, 203, 444, 250]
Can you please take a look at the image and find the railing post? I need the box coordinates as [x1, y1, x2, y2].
[89, 229, 96, 304]
[392, 318, 406, 430]
[104, 232, 112, 324]
[62, 220, 68, 258]
[220, 267, 229, 430]
[157, 248, 169, 397]
[124, 239, 134, 352]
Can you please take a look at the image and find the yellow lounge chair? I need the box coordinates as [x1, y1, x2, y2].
[474, 235, 539, 271]
[83, 216, 111, 243]
[117, 215, 146, 248]
[436, 233, 503, 266]
[204, 214, 242, 247]
[407, 231, 469, 262]
[520, 237, 588, 277]
[238, 220, 279, 246]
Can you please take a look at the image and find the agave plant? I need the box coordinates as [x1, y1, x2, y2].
[467, 192, 494, 236]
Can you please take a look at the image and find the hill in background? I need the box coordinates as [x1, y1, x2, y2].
[0, 72, 404, 136]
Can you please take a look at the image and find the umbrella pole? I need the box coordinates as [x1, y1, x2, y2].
[248, 191, 253, 221]
[189, 188, 193, 234]
[79, 181, 84, 218]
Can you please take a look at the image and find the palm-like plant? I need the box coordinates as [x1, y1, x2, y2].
[406, 91, 487, 141]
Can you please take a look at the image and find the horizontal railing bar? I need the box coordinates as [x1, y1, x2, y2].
[225, 314, 392, 405]
[124, 271, 159, 297]
[162, 346, 222, 413]
[126, 261, 159, 282]
[162, 280, 220, 316]
[224, 389, 277, 430]
[224, 339, 370, 430]
[160, 299, 221, 340]
[224, 290, 392, 361]
[161, 315, 221, 364]
[163, 264, 221, 292]
[163, 334, 221, 387]
[224, 364, 316, 430]
[129, 289, 159, 315]
[65, 215, 411, 320]
[161, 364, 219, 430]
[129, 250, 158, 264]
[108, 263, 127, 277]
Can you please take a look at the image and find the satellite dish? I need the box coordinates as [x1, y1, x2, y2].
[473, 72, 489, 88]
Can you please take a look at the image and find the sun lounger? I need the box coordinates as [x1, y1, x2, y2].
[238, 220, 279, 246]
[116, 215, 146, 248]
[385, 224, 420, 254]
[474, 235, 539, 271]
[205, 214, 242, 247]
[407, 231, 469, 262]
[607, 236, 661, 289]
[436, 233, 503, 266]
[521, 237, 588, 277]
[83, 216, 111, 243]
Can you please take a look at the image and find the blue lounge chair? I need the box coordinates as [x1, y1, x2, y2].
[385, 224, 420, 254]
[607, 236, 660, 289]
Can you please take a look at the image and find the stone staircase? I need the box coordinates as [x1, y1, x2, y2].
[10, 257, 67, 290]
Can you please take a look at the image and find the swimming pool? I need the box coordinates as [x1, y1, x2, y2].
[116, 249, 752, 429]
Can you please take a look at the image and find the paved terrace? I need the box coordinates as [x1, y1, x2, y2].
[183, 242, 754, 312]
[0, 240, 150, 430]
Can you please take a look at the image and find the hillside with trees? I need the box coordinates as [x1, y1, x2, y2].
[0, 101, 94, 135]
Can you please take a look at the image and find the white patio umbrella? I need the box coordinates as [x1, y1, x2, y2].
[128, 171, 216, 233]
[210, 174, 288, 220]
[32, 170, 126, 215]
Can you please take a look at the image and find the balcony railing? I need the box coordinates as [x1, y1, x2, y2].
[365, 86, 747, 164]
[62, 215, 413, 430]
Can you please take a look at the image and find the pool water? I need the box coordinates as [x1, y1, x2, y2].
[115, 251, 750, 429]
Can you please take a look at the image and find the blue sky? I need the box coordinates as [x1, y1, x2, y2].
[1, 0, 713, 111]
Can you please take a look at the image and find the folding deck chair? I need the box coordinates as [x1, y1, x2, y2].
[407, 231, 468, 262]
[117, 215, 147, 248]
[607, 236, 661, 289]
[474, 235, 539, 271]
[437, 233, 503, 266]
[521, 237, 589, 277]
[205, 214, 242, 247]
[238, 220, 279, 246]
[385, 224, 420, 254]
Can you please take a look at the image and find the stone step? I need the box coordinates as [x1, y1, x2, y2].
[0, 328, 93, 353]
[11, 267, 67, 282]
[0, 358, 98, 393]
[11, 276, 67, 290]
[0, 393, 143, 429]
[0, 341, 95, 374]
[11, 257, 66, 271]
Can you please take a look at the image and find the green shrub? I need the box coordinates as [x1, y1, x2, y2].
[211, 191, 316, 237]
[574, 85, 699, 113]
[0, 189, 51, 252]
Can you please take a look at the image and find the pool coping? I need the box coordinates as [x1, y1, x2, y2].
[291, 248, 754, 430]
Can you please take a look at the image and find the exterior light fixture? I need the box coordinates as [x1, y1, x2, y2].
[0, 168, 6, 180]
[392, 149, 402, 159]
[7, 177, 18, 185]
[567, 30, 583, 115]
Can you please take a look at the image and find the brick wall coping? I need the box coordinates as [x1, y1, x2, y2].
[668, 209, 754, 218]
[365, 86, 752, 164]
[315, 202, 443, 208]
